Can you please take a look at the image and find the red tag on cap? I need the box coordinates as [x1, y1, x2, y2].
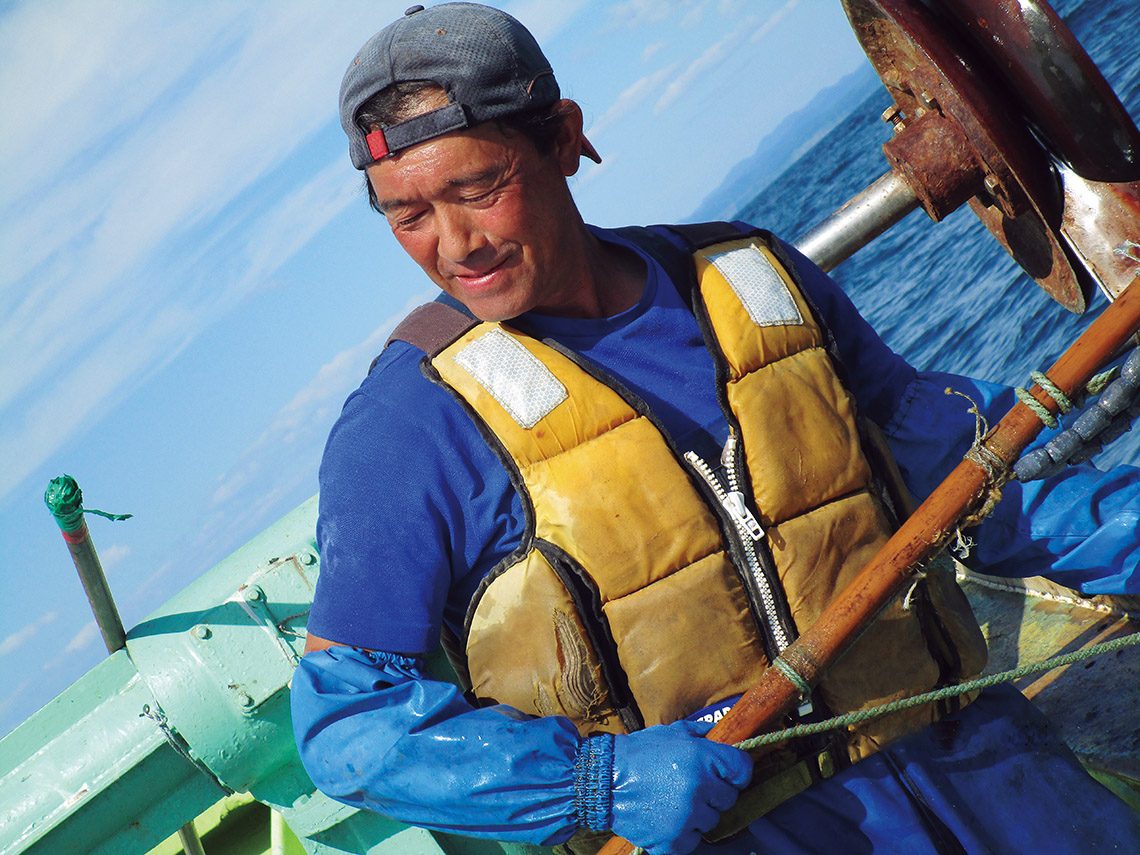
[366, 129, 390, 160]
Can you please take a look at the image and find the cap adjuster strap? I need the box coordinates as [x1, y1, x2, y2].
[369, 102, 470, 162]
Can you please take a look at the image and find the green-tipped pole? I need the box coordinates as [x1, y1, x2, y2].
[44, 474, 209, 855]
[44, 475, 129, 653]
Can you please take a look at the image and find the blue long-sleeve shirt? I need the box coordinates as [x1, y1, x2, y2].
[293, 226, 1140, 852]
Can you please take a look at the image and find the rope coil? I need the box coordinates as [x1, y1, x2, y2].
[1013, 370, 1074, 430]
[1014, 348, 1140, 482]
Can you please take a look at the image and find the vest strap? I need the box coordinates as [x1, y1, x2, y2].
[383, 301, 477, 357]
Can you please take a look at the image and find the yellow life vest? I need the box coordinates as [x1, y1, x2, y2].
[425, 230, 987, 764]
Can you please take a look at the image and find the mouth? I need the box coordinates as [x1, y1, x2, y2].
[448, 253, 513, 291]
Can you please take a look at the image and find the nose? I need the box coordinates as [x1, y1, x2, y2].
[435, 206, 486, 265]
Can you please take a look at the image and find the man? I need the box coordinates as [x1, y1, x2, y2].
[291, 4, 1140, 854]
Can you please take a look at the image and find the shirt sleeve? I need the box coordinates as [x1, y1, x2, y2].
[291, 645, 583, 845]
[308, 342, 525, 653]
[777, 238, 1140, 595]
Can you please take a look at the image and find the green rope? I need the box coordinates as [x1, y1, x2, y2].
[1031, 370, 1073, 414]
[1014, 370, 1072, 429]
[1086, 366, 1120, 398]
[773, 656, 812, 697]
[44, 474, 133, 533]
[1013, 366, 1121, 430]
[736, 631, 1140, 751]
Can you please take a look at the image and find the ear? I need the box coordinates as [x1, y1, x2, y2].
[552, 99, 587, 176]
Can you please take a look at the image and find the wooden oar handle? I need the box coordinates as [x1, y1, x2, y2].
[594, 281, 1140, 855]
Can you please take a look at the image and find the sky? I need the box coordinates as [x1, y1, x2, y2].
[0, 0, 869, 737]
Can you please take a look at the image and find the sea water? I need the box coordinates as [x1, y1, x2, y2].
[738, 0, 1140, 471]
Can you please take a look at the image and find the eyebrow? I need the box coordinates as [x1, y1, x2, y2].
[376, 164, 507, 214]
[445, 165, 504, 189]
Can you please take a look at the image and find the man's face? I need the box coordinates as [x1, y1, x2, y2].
[366, 114, 583, 321]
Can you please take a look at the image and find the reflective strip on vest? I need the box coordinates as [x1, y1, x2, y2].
[453, 326, 568, 429]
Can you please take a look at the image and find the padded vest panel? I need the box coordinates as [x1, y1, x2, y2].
[729, 347, 871, 523]
[694, 238, 822, 374]
[693, 235, 985, 759]
[604, 551, 770, 727]
[434, 323, 770, 734]
[465, 548, 627, 733]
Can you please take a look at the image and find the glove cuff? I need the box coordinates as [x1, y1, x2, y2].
[573, 733, 614, 831]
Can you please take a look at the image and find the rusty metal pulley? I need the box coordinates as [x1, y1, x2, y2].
[841, 0, 1140, 312]
[939, 0, 1140, 184]
[940, 0, 1140, 304]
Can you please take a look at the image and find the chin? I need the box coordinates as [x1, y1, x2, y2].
[456, 291, 531, 323]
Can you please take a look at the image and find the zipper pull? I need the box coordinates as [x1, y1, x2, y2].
[724, 491, 765, 540]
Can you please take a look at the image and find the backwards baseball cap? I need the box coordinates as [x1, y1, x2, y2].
[339, 2, 600, 169]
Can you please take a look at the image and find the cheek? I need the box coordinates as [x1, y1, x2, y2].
[392, 229, 439, 272]
[476, 192, 537, 243]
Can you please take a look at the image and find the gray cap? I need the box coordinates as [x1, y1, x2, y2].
[340, 3, 587, 169]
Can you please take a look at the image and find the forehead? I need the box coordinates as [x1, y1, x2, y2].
[366, 122, 533, 203]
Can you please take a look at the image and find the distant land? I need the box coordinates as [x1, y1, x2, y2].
[690, 63, 880, 222]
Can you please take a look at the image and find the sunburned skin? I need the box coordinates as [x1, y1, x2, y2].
[365, 101, 644, 323]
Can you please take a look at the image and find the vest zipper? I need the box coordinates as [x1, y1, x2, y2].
[683, 434, 792, 655]
[684, 434, 813, 716]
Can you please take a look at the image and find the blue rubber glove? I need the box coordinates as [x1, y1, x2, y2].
[609, 719, 753, 855]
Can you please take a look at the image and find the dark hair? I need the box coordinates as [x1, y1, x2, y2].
[356, 81, 571, 214]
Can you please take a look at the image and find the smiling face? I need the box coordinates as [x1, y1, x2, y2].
[366, 105, 592, 321]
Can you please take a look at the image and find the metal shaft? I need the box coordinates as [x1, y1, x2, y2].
[64, 523, 128, 654]
[793, 169, 921, 272]
[177, 822, 208, 855]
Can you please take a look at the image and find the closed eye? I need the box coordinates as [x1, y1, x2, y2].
[387, 208, 426, 229]
[460, 189, 496, 205]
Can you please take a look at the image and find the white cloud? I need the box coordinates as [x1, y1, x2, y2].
[238, 158, 362, 298]
[504, 0, 592, 43]
[98, 543, 132, 571]
[586, 65, 678, 139]
[0, 2, 240, 207]
[642, 41, 668, 63]
[654, 27, 744, 114]
[0, 678, 34, 726]
[44, 620, 100, 670]
[63, 620, 100, 653]
[717, 0, 748, 15]
[606, 0, 687, 28]
[124, 561, 176, 613]
[652, 2, 796, 114]
[652, 0, 802, 115]
[0, 300, 199, 501]
[574, 151, 620, 192]
[0, 611, 59, 657]
[748, 0, 800, 44]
